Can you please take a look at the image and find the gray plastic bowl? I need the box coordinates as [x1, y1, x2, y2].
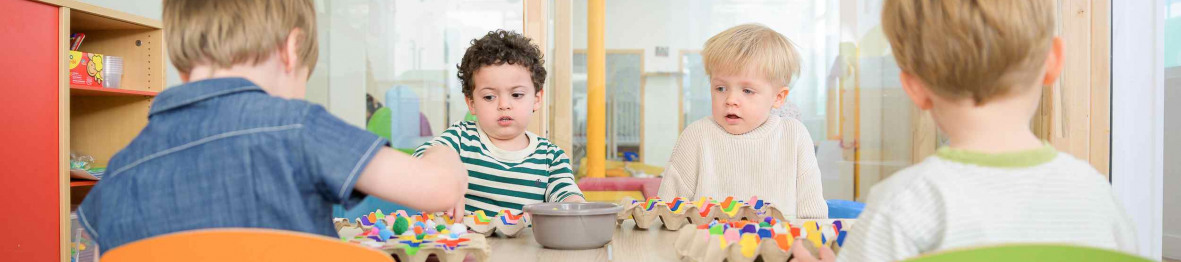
[523, 202, 623, 250]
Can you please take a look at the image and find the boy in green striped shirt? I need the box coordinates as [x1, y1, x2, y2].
[414, 30, 585, 216]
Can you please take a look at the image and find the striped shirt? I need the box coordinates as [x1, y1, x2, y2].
[836, 145, 1138, 262]
[413, 121, 583, 214]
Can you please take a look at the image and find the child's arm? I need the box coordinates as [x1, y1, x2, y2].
[301, 106, 465, 213]
[546, 148, 585, 202]
[793, 125, 829, 218]
[355, 145, 467, 212]
[657, 129, 701, 200]
[414, 145, 469, 216]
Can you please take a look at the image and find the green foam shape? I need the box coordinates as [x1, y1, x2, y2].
[393, 216, 410, 235]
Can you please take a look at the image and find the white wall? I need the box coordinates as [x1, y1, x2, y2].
[1165, 66, 1180, 260]
[310, 0, 522, 129]
[323, 0, 370, 128]
[642, 75, 679, 166]
[1112, 0, 1166, 259]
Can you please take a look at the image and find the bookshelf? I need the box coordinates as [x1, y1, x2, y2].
[0, 1, 164, 261]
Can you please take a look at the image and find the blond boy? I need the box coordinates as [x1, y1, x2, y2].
[78, 0, 466, 254]
[792, 1, 1137, 261]
[658, 24, 827, 219]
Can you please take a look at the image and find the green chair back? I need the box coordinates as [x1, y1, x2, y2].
[903, 244, 1151, 262]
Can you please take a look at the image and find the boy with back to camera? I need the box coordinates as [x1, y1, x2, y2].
[791, 1, 1137, 261]
[78, 0, 467, 254]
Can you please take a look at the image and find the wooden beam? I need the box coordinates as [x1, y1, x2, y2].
[59, 7, 71, 262]
[550, 0, 574, 155]
[1089, 0, 1111, 177]
[1054, 0, 1094, 165]
[523, 0, 548, 136]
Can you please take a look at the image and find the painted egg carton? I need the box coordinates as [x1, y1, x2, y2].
[673, 218, 851, 262]
[462, 210, 529, 237]
[335, 216, 491, 262]
[336, 209, 530, 238]
[616, 196, 788, 230]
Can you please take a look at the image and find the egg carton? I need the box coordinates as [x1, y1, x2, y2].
[336, 219, 490, 262]
[337, 209, 530, 238]
[616, 196, 788, 230]
[462, 210, 530, 237]
[673, 219, 851, 262]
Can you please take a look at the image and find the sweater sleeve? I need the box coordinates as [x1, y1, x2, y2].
[789, 120, 828, 218]
[658, 123, 702, 200]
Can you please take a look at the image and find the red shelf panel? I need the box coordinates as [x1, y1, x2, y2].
[69, 180, 97, 187]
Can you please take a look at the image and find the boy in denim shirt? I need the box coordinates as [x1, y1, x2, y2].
[77, 0, 467, 254]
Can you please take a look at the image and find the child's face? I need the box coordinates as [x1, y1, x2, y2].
[466, 64, 542, 142]
[709, 71, 788, 135]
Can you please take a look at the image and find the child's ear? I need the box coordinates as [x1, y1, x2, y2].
[465, 95, 476, 116]
[533, 88, 545, 113]
[281, 28, 304, 73]
[1042, 37, 1065, 86]
[900, 72, 934, 110]
[772, 86, 790, 108]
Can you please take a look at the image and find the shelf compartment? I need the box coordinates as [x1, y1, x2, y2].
[71, 84, 157, 97]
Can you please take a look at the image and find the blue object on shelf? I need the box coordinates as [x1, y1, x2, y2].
[385, 86, 424, 149]
[623, 152, 639, 162]
[826, 199, 865, 219]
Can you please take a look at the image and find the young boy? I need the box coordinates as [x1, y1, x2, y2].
[77, 0, 467, 254]
[657, 24, 827, 219]
[414, 30, 584, 216]
[792, 0, 1137, 261]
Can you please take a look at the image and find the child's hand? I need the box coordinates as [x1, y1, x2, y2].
[789, 241, 836, 262]
[445, 198, 466, 218]
[561, 195, 586, 203]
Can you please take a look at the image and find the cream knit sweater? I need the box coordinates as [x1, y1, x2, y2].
[657, 116, 828, 218]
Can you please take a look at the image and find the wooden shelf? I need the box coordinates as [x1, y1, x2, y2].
[69, 180, 97, 187]
[70, 85, 157, 97]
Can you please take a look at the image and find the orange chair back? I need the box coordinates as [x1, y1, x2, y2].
[102, 228, 392, 262]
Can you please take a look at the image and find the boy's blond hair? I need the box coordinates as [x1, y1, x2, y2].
[882, 0, 1055, 104]
[164, 0, 319, 75]
[702, 24, 800, 88]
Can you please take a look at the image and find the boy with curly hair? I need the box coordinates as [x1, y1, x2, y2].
[415, 30, 585, 216]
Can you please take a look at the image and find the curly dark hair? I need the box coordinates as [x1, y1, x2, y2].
[458, 30, 546, 99]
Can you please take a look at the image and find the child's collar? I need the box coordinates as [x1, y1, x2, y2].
[475, 123, 540, 162]
[935, 141, 1057, 168]
[150, 77, 264, 116]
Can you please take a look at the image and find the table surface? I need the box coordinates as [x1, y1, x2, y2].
[482, 219, 853, 262]
[484, 220, 680, 262]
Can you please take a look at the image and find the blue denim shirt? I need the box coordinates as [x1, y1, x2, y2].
[77, 78, 386, 254]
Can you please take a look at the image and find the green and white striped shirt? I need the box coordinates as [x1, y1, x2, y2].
[413, 121, 583, 214]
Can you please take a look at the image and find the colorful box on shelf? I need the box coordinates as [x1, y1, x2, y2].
[68, 51, 123, 88]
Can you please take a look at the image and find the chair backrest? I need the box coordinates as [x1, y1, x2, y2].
[903, 244, 1151, 262]
[102, 228, 393, 262]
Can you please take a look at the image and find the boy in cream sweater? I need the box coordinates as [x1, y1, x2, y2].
[657, 24, 827, 219]
[792, 0, 1137, 261]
